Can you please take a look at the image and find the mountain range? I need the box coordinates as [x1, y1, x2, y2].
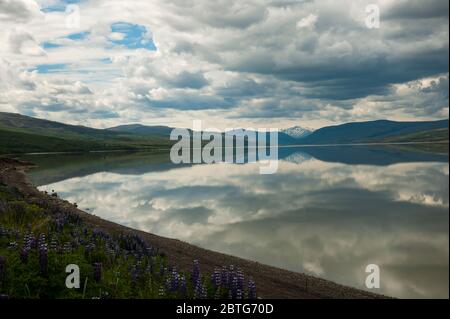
[0, 112, 448, 155]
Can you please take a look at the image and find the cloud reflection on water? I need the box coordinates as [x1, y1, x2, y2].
[38, 158, 449, 298]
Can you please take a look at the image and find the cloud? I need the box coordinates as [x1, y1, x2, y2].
[0, 0, 41, 22]
[296, 13, 318, 29]
[7, 28, 46, 56]
[0, 0, 448, 128]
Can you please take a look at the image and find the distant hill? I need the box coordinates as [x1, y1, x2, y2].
[381, 127, 448, 143]
[300, 119, 449, 145]
[1, 112, 448, 154]
[223, 129, 299, 146]
[107, 124, 174, 136]
[0, 111, 117, 140]
[0, 112, 171, 154]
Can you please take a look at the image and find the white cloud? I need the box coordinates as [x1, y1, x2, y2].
[296, 14, 318, 29]
[0, 0, 448, 129]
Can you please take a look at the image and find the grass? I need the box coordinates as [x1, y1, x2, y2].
[0, 184, 256, 299]
[381, 128, 449, 143]
[0, 127, 172, 155]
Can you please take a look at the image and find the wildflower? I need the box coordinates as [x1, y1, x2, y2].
[159, 285, 165, 297]
[237, 269, 245, 292]
[20, 247, 29, 264]
[191, 260, 200, 285]
[221, 266, 229, 287]
[93, 263, 102, 282]
[201, 283, 208, 299]
[247, 278, 257, 299]
[39, 246, 48, 276]
[38, 234, 46, 248]
[211, 268, 222, 287]
[179, 275, 187, 298]
[193, 279, 202, 299]
[50, 238, 58, 251]
[170, 268, 179, 291]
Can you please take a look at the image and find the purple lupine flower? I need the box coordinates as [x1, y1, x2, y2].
[179, 275, 187, 298]
[193, 279, 202, 299]
[237, 269, 245, 292]
[170, 269, 179, 291]
[20, 247, 29, 264]
[247, 278, 257, 299]
[191, 260, 200, 285]
[30, 235, 37, 249]
[165, 276, 172, 292]
[221, 266, 229, 287]
[201, 283, 208, 299]
[229, 275, 238, 299]
[211, 268, 222, 287]
[38, 233, 46, 246]
[39, 246, 48, 276]
[93, 263, 102, 282]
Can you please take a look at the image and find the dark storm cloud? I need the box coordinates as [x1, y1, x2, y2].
[166, 71, 209, 89]
[146, 93, 234, 110]
[384, 0, 449, 20]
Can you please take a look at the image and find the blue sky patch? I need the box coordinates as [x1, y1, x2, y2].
[110, 22, 156, 51]
[100, 58, 112, 64]
[66, 31, 90, 41]
[42, 42, 63, 49]
[35, 64, 67, 74]
[41, 0, 81, 13]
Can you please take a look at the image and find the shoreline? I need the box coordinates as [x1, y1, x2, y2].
[1, 139, 448, 157]
[0, 158, 388, 299]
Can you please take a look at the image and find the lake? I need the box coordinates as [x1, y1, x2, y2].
[19, 146, 449, 299]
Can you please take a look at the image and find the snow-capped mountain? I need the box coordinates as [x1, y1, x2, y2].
[281, 126, 314, 139]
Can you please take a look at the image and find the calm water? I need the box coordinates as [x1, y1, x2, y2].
[20, 146, 449, 299]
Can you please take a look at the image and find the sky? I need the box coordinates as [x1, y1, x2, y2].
[0, 0, 448, 130]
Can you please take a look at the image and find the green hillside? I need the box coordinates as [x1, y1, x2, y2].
[300, 119, 449, 145]
[382, 128, 449, 143]
[0, 112, 172, 155]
